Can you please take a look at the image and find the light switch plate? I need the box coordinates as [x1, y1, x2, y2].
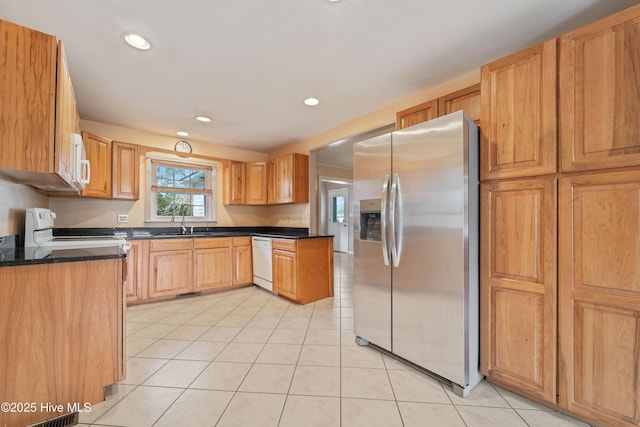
[117, 214, 128, 223]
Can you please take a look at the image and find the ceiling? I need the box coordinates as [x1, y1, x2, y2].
[0, 0, 636, 155]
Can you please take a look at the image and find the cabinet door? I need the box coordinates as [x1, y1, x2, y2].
[273, 249, 297, 300]
[267, 159, 277, 204]
[194, 247, 231, 290]
[0, 20, 56, 175]
[233, 245, 253, 286]
[54, 41, 80, 187]
[558, 171, 640, 426]
[112, 141, 140, 200]
[224, 161, 246, 205]
[276, 155, 293, 203]
[396, 99, 438, 130]
[480, 39, 557, 180]
[438, 83, 481, 125]
[480, 178, 557, 403]
[125, 240, 149, 304]
[246, 162, 268, 205]
[81, 131, 112, 198]
[560, 5, 640, 173]
[148, 249, 193, 297]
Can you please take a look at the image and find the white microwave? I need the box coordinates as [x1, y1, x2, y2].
[71, 133, 91, 190]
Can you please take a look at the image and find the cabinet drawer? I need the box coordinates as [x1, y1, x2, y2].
[149, 238, 193, 251]
[272, 238, 297, 251]
[233, 236, 251, 246]
[194, 237, 231, 249]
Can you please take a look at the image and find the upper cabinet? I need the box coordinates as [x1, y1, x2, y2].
[559, 4, 640, 172]
[81, 132, 112, 198]
[246, 162, 268, 205]
[223, 161, 246, 205]
[395, 84, 481, 130]
[438, 83, 481, 125]
[112, 141, 140, 200]
[396, 99, 438, 129]
[0, 20, 80, 190]
[480, 39, 557, 181]
[224, 154, 309, 206]
[271, 153, 309, 204]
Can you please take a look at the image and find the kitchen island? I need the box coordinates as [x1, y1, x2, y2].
[0, 247, 126, 427]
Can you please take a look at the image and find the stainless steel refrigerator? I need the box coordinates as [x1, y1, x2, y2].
[353, 111, 482, 397]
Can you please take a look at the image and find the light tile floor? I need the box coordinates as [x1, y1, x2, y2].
[79, 253, 591, 427]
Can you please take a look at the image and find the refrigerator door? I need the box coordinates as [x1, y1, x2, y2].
[353, 133, 392, 351]
[391, 111, 478, 387]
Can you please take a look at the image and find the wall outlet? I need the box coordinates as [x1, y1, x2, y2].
[117, 214, 128, 223]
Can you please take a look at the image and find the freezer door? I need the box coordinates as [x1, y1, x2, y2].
[353, 133, 392, 351]
[391, 111, 478, 386]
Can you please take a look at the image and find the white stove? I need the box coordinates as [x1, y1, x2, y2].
[25, 208, 129, 255]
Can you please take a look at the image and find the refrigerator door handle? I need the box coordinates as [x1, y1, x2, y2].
[381, 174, 390, 266]
[390, 173, 403, 267]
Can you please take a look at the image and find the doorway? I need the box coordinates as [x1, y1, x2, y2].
[328, 188, 349, 252]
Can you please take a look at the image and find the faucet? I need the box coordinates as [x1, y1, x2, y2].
[181, 215, 187, 234]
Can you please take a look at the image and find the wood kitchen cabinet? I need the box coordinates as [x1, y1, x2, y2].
[81, 131, 112, 198]
[232, 236, 253, 285]
[395, 84, 481, 130]
[558, 170, 640, 427]
[0, 258, 124, 427]
[267, 159, 277, 204]
[273, 241, 298, 301]
[125, 240, 149, 303]
[148, 238, 193, 298]
[395, 99, 438, 130]
[272, 237, 333, 304]
[480, 38, 557, 181]
[194, 238, 232, 291]
[223, 161, 246, 205]
[246, 162, 268, 205]
[112, 141, 140, 200]
[480, 177, 557, 403]
[0, 20, 80, 190]
[559, 4, 640, 173]
[269, 153, 309, 204]
[480, 6, 640, 426]
[438, 83, 481, 125]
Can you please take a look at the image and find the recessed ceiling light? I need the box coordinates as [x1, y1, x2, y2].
[176, 131, 189, 137]
[304, 97, 320, 106]
[123, 33, 151, 50]
[195, 116, 212, 123]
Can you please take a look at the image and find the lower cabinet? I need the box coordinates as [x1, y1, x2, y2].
[558, 170, 640, 427]
[272, 237, 334, 304]
[194, 238, 231, 291]
[232, 236, 253, 285]
[273, 245, 298, 300]
[125, 239, 148, 304]
[148, 239, 193, 298]
[0, 258, 124, 427]
[128, 236, 253, 304]
[480, 177, 558, 403]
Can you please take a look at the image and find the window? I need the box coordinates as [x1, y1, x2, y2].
[146, 155, 217, 223]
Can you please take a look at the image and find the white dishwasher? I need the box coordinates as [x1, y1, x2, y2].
[252, 236, 273, 291]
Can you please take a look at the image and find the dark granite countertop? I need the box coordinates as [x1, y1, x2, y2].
[53, 227, 333, 240]
[0, 227, 333, 267]
[0, 246, 126, 267]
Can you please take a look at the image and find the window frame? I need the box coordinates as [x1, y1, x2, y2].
[145, 154, 217, 224]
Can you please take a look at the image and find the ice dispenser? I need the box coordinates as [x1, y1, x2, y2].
[359, 199, 382, 241]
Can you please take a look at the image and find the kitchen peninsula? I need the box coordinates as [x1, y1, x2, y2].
[0, 246, 126, 427]
[52, 226, 334, 306]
